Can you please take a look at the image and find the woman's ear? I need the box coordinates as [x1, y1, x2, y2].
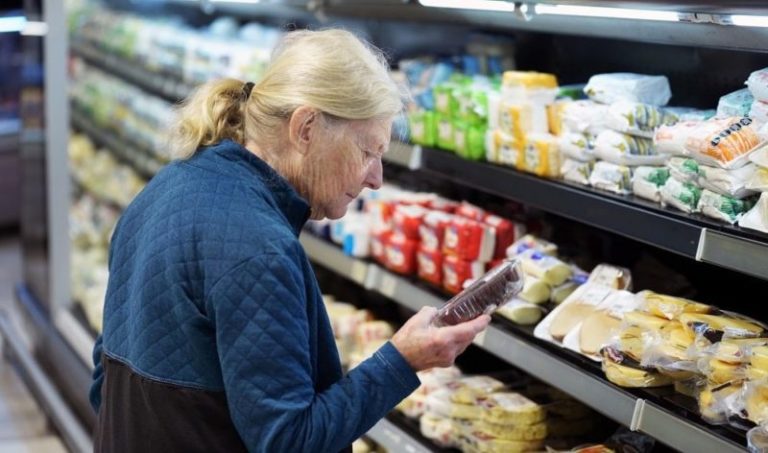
[288, 105, 319, 155]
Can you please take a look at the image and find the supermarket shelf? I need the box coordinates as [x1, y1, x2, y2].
[71, 173, 126, 210]
[384, 141, 422, 170]
[418, 146, 768, 282]
[53, 309, 97, 371]
[70, 109, 162, 179]
[366, 416, 436, 453]
[70, 41, 191, 103]
[299, 233, 747, 453]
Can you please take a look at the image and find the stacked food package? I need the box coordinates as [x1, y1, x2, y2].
[398, 368, 600, 452]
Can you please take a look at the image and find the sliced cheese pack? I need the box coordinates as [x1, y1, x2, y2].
[479, 392, 546, 425]
[680, 312, 767, 344]
[449, 376, 506, 405]
[425, 387, 484, 420]
[490, 129, 523, 168]
[601, 346, 675, 388]
[639, 291, 712, 321]
[506, 234, 558, 257]
[472, 419, 547, 441]
[746, 166, 768, 192]
[587, 264, 632, 290]
[534, 283, 615, 344]
[698, 382, 743, 425]
[716, 88, 754, 118]
[594, 130, 667, 166]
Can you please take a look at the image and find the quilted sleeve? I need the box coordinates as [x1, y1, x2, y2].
[207, 253, 420, 452]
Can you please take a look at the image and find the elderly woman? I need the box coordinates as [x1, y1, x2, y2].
[90, 29, 489, 452]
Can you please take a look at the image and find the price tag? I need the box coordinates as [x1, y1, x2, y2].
[350, 262, 367, 284]
[380, 273, 397, 298]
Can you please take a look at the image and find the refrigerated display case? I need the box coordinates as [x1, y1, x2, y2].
[13, 1, 768, 451]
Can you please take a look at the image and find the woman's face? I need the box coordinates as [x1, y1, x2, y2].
[304, 116, 391, 220]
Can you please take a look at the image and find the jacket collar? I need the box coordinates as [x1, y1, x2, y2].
[199, 140, 311, 236]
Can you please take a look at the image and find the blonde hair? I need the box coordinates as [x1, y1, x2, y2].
[168, 29, 405, 159]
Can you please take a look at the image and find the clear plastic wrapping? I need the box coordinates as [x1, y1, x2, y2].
[594, 130, 667, 166]
[433, 259, 524, 327]
[747, 425, 768, 453]
[605, 101, 678, 136]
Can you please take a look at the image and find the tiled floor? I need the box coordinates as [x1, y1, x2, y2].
[0, 235, 68, 452]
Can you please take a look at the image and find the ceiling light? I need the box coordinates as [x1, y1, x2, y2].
[534, 4, 679, 22]
[418, 0, 516, 13]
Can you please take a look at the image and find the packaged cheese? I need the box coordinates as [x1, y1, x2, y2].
[490, 129, 523, 168]
[605, 101, 678, 136]
[408, 109, 436, 146]
[561, 158, 594, 186]
[496, 299, 544, 326]
[479, 392, 546, 425]
[535, 283, 614, 343]
[698, 189, 756, 224]
[739, 192, 768, 233]
[601, 346, 675, 388]
[750, 145, 768, 168]
[420, 412, 455, 447]
[746, 67, 768, 102]
[584, 73, 672, 106]
[749, 99, 768, 126]
[639, 291, 712, 320]
[518, 248, 572, 286]
[418, 210, 452, 252]
[716, 88, 754, 118]
[684, 116, 762, 169]
[680, 312, 766, 343]
[747, 425, 768, 453]
[654, 120, 702, 155]
[449, 376, 507, 405]
[632, 166, 670, 202]
[383, 233, 418, 275]
[457, 429, 544, 453]
[589, 161, 633, 195]
[472, 419, 547, 441]
[417, 246, 443, 286]
[436, 114, 455, 151]
[594, 130, 666, 166]
[520, 133, 561, 178]
[506, 234, 558, 257]
[425, 387, 483, 420]
[587, 264, 632, 290]
[660, 177, 702, 213]
[518, 276, 551, 304]
[443, 217, 495, 262]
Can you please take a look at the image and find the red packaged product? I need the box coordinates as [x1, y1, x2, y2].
[418, 211, 453, 252]
[392, 204, 427, 240]
[384, 233, 419, 275]
[370, 230, 392, 266]
[417, 246, 443, 287]
[455, 201, 486, 222]
[443, 217, 496, 262]
[442, 255, 487, 295]
[428, 197, 461, 213]
[483, 214, 526, 259]
[366, 200, 397, 232]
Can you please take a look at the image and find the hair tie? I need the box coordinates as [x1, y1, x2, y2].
[241, 82, 255, 101]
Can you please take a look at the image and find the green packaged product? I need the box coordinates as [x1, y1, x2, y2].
[455, 122, 487, 161]
[433, 82, 460, 117]
[698, 189, 756, 224]
[408, 110, 437, 147]
[436, 114, 455, 151]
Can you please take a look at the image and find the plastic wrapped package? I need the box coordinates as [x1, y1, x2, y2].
[584, 73, 672, 106]
[587, 264, 633, 290]
[675, 377, 706, 398]
[632, 166, 670, 202]
[589, 161, 633, 194]
[383, 233, 418, 274]
[559, 132, 596, 162]
[518, 276, 551, 304]
[605, 101, 678, 136]
[457, 429, 544, 453]
[397, 391, 427, 418]
[667, 157, 700, 184]
[601, 346, 675, 388]
[496, 299, 544, 325]
[478, 392, 546, 425]
[483, 214, 525, 260]
[418, 210, 453, 252]
[520, 133, 561, 178]
[751, 146, 768, 168]
[408, 109, 436, 146]
[518, 248, 572, 286]
[550, 270, 588, 305]
[436, 114, 455, 151]
[454, 122, 487, 161]
[660, 177, 702, 213]
[698, 382, 743, 425]
[449, 376, 507, 405]
[420, 412, 456, 447]
[417, 246, 443, 286]
[433, 259, 524, 326]
[534, 283, 615, 343]
[489, 129, 523, 168]
[747, 67, 768, 101]
[560, 100, 611, 135]
[472, 419, 547, 441]
[747, 425, 768, 453]
[392, 204, 427, 240]
[425, 387, 484, 420]
[638, 291, 712, 321]
[419, 366, 463, 395]
[750, 100, 768, 126]
[501, 70, 559, 104]
[443, 216, 495, 262]
[639, 321, 698, 380]
[680, 312, 766, 344]
[698, 162, 757, 198]
[698, 189, 756, 224]
[684, 116, 762, 169]
[716, 88, 754, 118]
[506, 234, 558, 257]
[594, 130, 666, 166]
[654, 120, 702, 156]
[442, 255, 487, 295]
[700, 356, 745, 385]
[561, 158, 594, 186]
[747, 167, 768, 192]
[565, 290, 640, 359]
[740, 192, 768, 233]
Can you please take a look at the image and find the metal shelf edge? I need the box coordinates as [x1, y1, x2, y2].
[366, 417, 434, 453]
[53, 309, 97, 371]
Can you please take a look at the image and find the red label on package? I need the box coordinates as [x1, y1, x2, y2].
[417, 247, 443, 287]
[370, 230, 392, 265]
[484, 214, 524, 259]
[443, 217, 494, 262]
[442, 255, 486, 294]
[455, 201, 486, 221]
[393, 204, 427, 240]
[384, 234, 418, 275]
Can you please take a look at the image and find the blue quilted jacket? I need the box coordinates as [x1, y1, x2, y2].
[90, 140, 420, 452]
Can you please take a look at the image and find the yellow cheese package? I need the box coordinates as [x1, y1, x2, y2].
[520, 133, 561, 178]
[478, 391, 546, 426]
[425, 387, 483, 420]
[448, 376, 506, 405]
[518, 248, 572, 286]
[745, 379, 768, 426]
[472, 419, 547, 442]
[535, 283, 614, 343]
[489, 129, 523, 168]
[506, 234, 558, 257]
[498, 102, 534, 142]
[601, 346, 675, 388]
[639, 321, 698, 380]
[518, 276, 551, 304]
[684, 116, 763, 169]
[700, 357, 745, 385]
[419, 412, 456, 448]
[638, 291, 712, 320]
[698, 382, 743, 425]
[680, 312, 767, 344]
[747, 426, 768, 453]
[457, 429, 544, 453]
[587, 264, 632, 290]
[496, 299, 544, 326]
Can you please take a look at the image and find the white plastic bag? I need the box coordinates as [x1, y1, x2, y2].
[746, 67, 768, 102]
[594, 130, 667, 166]
[584, 73, 671, 106]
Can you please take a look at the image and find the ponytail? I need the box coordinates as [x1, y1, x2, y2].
[167, 78, 248, 159]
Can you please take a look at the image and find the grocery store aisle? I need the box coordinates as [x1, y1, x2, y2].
[0, 235, 68, 453]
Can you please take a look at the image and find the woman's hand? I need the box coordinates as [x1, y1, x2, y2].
[390, 307, 491, 371]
